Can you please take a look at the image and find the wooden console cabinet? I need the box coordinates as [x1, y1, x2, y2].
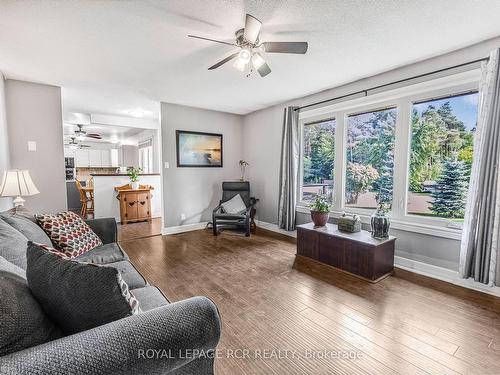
[296, 223, 395, 283]
[115, 184, 153, 224]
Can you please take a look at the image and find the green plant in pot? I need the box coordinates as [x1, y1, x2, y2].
[128, 167, 142, 190]
[310, 195, 331, 227]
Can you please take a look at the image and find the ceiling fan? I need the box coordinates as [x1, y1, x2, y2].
[65, 137, 91, 150]
[188, 14, 308, 77]
[74, 124, 102, 141]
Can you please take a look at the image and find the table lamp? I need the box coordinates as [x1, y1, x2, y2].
[0, 170, 40, 207]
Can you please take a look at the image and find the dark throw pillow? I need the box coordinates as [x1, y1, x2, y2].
[35, 211, 102, 258]
[0, 256, 62, 356]
[26, 242, 139, 335]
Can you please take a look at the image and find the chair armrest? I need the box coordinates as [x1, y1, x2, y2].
[0, 296, 221, 375]
[249, 197, 258, 206]
[212, 205, 223, 214]
[85, 217, 117, 244]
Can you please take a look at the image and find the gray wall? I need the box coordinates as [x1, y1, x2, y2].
[161, 103, 243, 227]
[5, 80, 67, 213]
[0, 73, 12, 211]
[243, 38, 500, 271]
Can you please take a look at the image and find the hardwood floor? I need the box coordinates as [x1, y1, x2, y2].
[117, 217, 162, 242]
[120, 228, 500, 375]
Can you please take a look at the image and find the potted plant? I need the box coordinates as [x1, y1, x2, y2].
[239, 160, 249, 181]
[128, 167, 142, 190]
[310, 195, 331, 227]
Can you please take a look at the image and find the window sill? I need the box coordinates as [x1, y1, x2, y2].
[295, 205, 462, 241]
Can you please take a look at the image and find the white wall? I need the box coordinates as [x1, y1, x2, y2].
[161, 103, 243, 228]
[0, 72, 12, 211]
[5, 79, 67, 213]
[243, 38, 500, 271]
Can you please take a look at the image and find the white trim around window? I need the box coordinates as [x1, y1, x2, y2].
[297, 69, 481, 239]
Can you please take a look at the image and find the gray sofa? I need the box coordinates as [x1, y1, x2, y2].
[0, 209, 221, 375]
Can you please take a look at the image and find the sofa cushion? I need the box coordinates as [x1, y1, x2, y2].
[35, 211, 102, 258]
[0, 256, 62, 356]
[26, 242, 140, 335]
[0, 208, 51, 245]
[74, 242, 128, 264]
[0, 217, 29, 270]
[131, 286, 170, 312]
[104, 260, 147, 289]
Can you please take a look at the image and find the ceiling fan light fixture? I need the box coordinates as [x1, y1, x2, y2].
[238, 48, 251, 64]
[251, 53, 265, 69]
[233, 58, 247, 72]
[76, 134, 85, 141]
[69, 143, 78, 150]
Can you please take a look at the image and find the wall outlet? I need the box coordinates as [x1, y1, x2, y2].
[180, 213, 186, 220]
[27, 141, 37, 151]
[164, 162, 170, 169]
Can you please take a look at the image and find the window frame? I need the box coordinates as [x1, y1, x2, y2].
[298, 115, 338, 207]
[297, 69, 480, 235]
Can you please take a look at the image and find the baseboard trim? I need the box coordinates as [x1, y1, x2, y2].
[394, 256, 500, 298]
[255, 220, 500, 298]
[162, 222, 209, 235]
[255, 220, 297, 238]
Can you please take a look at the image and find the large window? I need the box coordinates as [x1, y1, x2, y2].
[345, 108, 396, 209]
[301, 119, 336, 202]
[407, 92, 478, 221]
[139, 139, 153, 174]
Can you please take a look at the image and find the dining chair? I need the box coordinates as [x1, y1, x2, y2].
[76, 180, 94, 218]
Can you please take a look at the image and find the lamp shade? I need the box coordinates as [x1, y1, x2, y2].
[0, 170, 40, 197]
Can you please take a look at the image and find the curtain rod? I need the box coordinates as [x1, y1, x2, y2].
[295, 57, 490, 112]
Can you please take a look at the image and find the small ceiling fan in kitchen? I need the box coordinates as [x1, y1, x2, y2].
[73, 124, 102, 141]
[188, 14, 308, 77]
[65, 137, 91, 150]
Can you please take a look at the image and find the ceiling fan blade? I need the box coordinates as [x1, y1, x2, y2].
[257, 61, 271, 77]
[243, 14, 262, 44]
[262, 42, 308, 54]
[86, 134, 102, 139]
[208, 52, 239, 70]
[188, 35, 237, 47]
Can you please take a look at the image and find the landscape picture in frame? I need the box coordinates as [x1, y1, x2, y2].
[176, 130, 223, 167]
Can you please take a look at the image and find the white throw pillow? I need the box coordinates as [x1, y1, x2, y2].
[221, 194, 247, 214]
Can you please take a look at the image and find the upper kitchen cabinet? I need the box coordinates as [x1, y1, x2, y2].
[88, 149, 102, 166]
[75, 149, 90, 167]
[74, 148, 118, 167]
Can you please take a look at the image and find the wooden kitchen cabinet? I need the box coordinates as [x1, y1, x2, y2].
[114, 184, 154, 224]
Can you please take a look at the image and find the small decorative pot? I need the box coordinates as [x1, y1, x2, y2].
[371, 209, 390, 239]
[311, 211, 329, 227]
[131, 181, 139, 190]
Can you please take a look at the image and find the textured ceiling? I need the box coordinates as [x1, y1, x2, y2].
[1, 0, 500, 119]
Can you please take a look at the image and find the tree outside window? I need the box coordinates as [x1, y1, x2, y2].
[302, 119, 336, 203]
[345, 108, 397, 209]
[408, 92, 478, 221]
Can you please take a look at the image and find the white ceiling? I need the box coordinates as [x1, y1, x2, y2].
[1, 0, 500, 118]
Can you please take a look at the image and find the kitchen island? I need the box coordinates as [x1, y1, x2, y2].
[91, 174, 161, 222]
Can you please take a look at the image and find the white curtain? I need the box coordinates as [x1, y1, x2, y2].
[459, 49, 500, 285]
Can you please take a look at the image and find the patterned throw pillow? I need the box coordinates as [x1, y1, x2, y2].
[35, 211, 102, 258]
[27, 242, 140, 334]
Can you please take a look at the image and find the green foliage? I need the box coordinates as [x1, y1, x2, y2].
[303, 122, 335, 183]
[430, 156, 469, 218]
[345, 162, 379, 204]
[310, 195, 331, 213]
[409, 102, 473, 192]
[128, 167, 142, 182]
